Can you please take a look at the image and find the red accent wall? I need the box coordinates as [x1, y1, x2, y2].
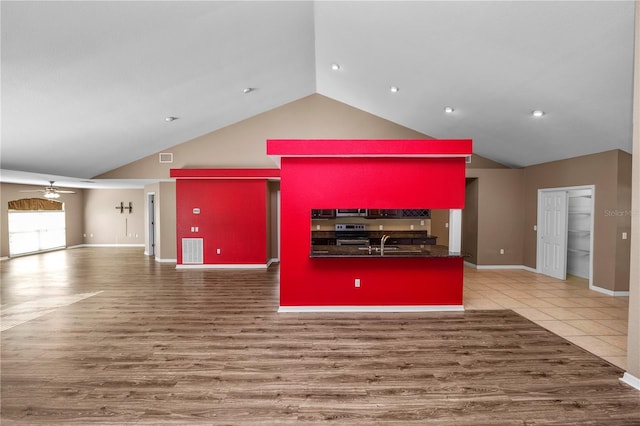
[175, 179, 268, 265]
[279, 155, 467, 306]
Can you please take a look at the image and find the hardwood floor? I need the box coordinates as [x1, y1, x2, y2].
[2, 248, 639, 424]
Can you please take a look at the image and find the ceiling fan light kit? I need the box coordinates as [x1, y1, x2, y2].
[19, 181, 76, 199]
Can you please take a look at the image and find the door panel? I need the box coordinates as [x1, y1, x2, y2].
[540, 191, 567, 280]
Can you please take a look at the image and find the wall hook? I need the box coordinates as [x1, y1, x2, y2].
[115, 202, 133, 214]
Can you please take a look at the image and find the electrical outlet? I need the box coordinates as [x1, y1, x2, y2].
[410, 224, 414, 230]
[533, 225, 537, 231]
[355, 278, 361, 288]
[420, 220, 425, 226]
[499, 248, 505, 255]
[217, 248, 221, 254]
[316, 224, 320, 230]
[622, 232, 628, 240]
[379, 225, 383, 230]
[445, 223, 449, 228]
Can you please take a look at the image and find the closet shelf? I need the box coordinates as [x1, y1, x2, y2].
[568, 229, 590, 234]
[568, 248, 590, 256]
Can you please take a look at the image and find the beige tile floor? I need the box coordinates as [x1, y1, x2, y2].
[464, 266, 629, 369]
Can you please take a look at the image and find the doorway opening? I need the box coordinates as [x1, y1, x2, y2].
[147, 193, 156, 257]
[537, 185, 594, 285]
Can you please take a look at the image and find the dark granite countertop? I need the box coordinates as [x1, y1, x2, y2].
[310, 244, 465, 258]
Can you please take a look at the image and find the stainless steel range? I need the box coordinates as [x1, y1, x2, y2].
[335, 223, 369, 246]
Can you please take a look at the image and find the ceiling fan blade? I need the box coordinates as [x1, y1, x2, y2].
[19, 189, 46, 193]
[56, 190, 76, 194]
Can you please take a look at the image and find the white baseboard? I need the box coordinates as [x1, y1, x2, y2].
[278, 305, 464, 313]
[155, 257, 177, 263]
[176, 263, 268, 270]
[465, 262, 537, 273]
[590, 285, 630, 297]
[0, 256, 9, 261]
[267, 258, 280, 267]
[78, 244, 145, 248]
[620, 372, 640, 391]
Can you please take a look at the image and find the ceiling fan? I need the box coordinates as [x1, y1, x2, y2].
[20, 181, 76, 199]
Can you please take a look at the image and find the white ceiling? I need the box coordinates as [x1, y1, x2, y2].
[1, 1, 636, 188]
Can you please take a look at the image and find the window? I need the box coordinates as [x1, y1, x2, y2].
[8, 210, 66, 256]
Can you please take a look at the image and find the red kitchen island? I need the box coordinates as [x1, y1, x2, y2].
[267, 139, 472, 312]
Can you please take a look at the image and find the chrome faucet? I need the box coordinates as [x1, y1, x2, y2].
[380, 234, 391, 256]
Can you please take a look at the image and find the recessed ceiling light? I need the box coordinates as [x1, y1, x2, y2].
[331, 63, 340, 71]
[242, 87, 254, 94]
[390, 86, 399, 93]
[165, 116, 179, 122]
[444, 106, 455, 113]
[532, 110, 545, 117]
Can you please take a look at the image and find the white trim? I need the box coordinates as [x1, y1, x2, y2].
[278, 305, 464, 313]
[155, 257, 177, 263]
[79, 244, 145, 248]
[537, 185, 595, 286]
[620, 373, 640, 391]
[176, 263, 268, 270]
[0, 256, 9, 261]
[448, 209, 462, 254]
[464, 262, 537, 273]
[589, 284, 630, 297]
[267, 258, 279, 267]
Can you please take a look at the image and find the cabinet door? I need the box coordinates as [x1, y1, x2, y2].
[367, 209, 385, 218]
[388, 237, 412, 245]
[412, 237, 437, 245]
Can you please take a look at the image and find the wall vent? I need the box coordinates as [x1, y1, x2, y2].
[182, 238, 203, 264]
[159, 152, 174, 163]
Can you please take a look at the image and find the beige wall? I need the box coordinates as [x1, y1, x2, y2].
[1, 182, 85, 258]
[466, 168, 526, 266]
[522, 150, 632, 292]
[83, 189, 145, 246]
[143, 181, 177, 261]
[430, 210, 450, 248]
[464, 150, 632, 290]
[95, 94, 434, 179]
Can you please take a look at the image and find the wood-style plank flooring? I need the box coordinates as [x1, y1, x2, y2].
[2, 248, 639, 424]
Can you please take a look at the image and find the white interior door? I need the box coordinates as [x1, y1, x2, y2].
[539, 190, 568, 280]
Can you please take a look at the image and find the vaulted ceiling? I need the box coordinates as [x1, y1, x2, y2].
[1, 1, 636, 185]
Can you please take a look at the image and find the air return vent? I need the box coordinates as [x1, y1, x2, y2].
[159, 152, 174, 163]
[182, 238, 203, 264]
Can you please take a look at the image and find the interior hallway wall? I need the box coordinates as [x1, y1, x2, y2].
[522, 150, 632, 292]
[83, 189, 145, 246]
